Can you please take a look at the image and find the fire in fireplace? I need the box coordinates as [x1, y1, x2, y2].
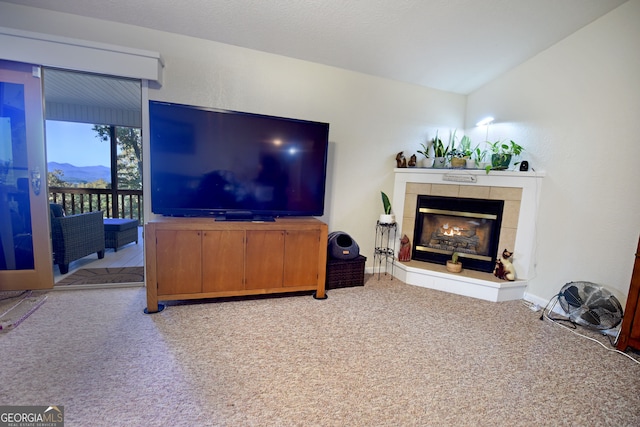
[412, 195, 504, 272]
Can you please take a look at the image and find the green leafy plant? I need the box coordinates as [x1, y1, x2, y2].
[488, 140, 524, 156]
[417, 140, 431, 159]
[446, 129, 458, 154]
[432, 131, 449, 158]
[485, 140, 524, 173]
[472, 145, 488, 164]
[447, 148, 466, 159]
[458, 135, 472, 157]
[381, 191, 392, 214]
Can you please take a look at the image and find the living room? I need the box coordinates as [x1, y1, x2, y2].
[1, 1, 639, 424]
[0, 0, 638, 311]
[16, 1, 640, 302]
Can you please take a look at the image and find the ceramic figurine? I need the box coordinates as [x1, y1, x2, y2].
[396, 151, 407, 168]
[408, 154, 417, 167]
[398, 234, 412, 262]
[494, 249, 515, 281]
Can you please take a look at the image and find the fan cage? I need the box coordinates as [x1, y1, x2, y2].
[557, 281, 623, 330]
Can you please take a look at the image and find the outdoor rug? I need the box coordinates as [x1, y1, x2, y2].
[55, 267, 144, 288]
[0, 290, 47, 332]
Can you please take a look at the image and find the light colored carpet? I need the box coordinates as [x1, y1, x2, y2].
[55, 267, 144, 288]
[0, 291, 47, 332]
[0, 276, 638, 426]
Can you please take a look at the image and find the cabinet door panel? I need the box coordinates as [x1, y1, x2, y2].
[245, 230, 284, 290]
[156, 230, 202, 295]
[202, 230, 245, 292]
[284, 230, 320, 287]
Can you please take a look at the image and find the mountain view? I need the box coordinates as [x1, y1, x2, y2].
[48, 162, 111, 184]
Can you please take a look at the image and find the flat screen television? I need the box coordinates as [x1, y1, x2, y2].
[149, 100, 330, 220]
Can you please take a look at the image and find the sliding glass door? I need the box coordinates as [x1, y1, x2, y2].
[0, 60, 54, 290]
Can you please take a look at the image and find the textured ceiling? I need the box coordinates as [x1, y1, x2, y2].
[3, 0, 628, 94]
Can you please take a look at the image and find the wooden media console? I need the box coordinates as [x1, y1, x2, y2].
[144, 217, 328, 313]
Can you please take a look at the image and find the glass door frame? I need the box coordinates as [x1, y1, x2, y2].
[0, 59, 54, 290]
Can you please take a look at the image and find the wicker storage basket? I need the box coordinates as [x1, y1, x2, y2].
[326, 255, 366, 289]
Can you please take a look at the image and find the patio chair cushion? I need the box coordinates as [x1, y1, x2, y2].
[103, 218, 139, 251]
[103, 218, 138, 232]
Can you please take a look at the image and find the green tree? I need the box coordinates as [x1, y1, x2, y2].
[84, 179, 110, 189]
[93, 125, 142, 189]
[47, 169, 72, 188]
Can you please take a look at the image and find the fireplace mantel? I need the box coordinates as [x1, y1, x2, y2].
[391, 168, 545, 302]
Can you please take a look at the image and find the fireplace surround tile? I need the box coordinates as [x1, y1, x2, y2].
[498, 228, 517, 258]
[459, 185, 491, 199]
[431, 184, 460, 197]
[406, 182, 430, 194]
[489, 186, 522, 201]
[502, 200, 521, 229]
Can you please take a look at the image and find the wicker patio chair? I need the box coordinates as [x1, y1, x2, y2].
[50, 204, 105, 274]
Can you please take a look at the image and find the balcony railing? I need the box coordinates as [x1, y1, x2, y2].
[49, 187, 143, 222]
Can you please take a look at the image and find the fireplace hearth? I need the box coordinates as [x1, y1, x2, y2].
[412, 195, 504, 273]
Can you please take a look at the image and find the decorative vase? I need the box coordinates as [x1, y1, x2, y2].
[433, 157, 447, 168]
[466, 159, 476, 169]
[446, 260, 462, 273]
[491, 154, 512, 170]
[450, 158, 466, 169]
[379, 214, 396, 224]
[476, 161, 490, 170]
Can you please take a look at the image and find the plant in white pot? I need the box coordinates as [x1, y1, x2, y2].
[380, 191, 396, 224]
[457, 135, 474, 168]
[432, 131, 449, 168]
[471, 144, 489, 170]
[417, 140, 433, 168]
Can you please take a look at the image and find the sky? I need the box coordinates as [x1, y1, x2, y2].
[45, 121, 110, 167]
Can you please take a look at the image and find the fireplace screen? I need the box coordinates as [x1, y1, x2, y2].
[412, 195, 504, 272]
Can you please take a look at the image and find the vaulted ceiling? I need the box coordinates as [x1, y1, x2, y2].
[3, 0, 627, 94]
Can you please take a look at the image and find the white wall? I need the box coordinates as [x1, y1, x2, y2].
[0, 2, 466, 269]
[465, 0, 640, 304]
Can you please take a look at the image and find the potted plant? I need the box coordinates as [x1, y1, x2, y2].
[448, 148, 467, 168]
[487, 140, 524, 172]
[446, 252, 462, 273]
[471, 144, 489, 170]
[444, 134, 470, 168]
[417, 140, 434, 168]
[457, 135, 474, 168]
[432, 131, 449, 168]
[380, 191, 395, 224]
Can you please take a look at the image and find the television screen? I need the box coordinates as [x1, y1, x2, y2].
[149, 101, 329, 220]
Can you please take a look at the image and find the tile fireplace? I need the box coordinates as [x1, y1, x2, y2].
[391, 169, 544, 302]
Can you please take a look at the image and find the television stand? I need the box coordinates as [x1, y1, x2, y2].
[144, 216, 328, 313]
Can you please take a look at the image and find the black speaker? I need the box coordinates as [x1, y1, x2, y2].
[519, 160, 529, 171]
[328, 231, 360, 260]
